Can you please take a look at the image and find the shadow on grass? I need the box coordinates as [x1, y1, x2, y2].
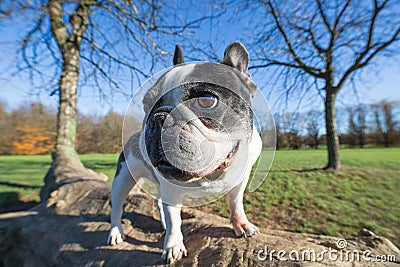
[81, 161, 117, 169]
[0, 181, 43, 189]
[0, 192, 38, 213]
[269, 168, 321, 173]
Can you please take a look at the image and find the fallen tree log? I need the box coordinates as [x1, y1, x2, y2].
[1, 155, 399, 266]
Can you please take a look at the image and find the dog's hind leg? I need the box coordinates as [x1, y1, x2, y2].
[107, 153, 136, 245]
[156, 191, 167, 230]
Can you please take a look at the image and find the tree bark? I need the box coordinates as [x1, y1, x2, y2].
[48, 0, 92, 154]
[56, 48, 79, 152]
[314, 133, 319, 149]
[40, 0, 104, 201]
[324, 90, 341, 170]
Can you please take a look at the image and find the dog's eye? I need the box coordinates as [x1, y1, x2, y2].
[195, 94, 218, 109]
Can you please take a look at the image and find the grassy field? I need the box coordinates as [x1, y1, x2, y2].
[0, 154, 119, 210]
[0, 148, 399, 246]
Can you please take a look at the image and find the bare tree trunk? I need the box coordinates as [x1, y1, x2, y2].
[56, 48, 79, 153]
[314, 134, 319, 149]
[40, 0, 107, 201]
[40, 58, 108, 200]
[359, 132, 365, 148]
[324, 90, 341, 170]
[48, 0, 91, 155]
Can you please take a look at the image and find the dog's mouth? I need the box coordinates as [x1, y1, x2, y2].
[154, 141, 239, 182]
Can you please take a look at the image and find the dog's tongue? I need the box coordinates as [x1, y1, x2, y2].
[220, 152, 233, 169]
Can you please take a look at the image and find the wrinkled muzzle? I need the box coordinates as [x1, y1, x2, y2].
[144, 104, 241, 182]
[144, 106, 171, 169]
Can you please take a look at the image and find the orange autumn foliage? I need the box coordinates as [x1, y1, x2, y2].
[11, 126, 56, 155]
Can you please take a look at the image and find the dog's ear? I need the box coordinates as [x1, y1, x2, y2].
[223, 41, 258, 97]
[222, 42, 249, 74]
[173, 45, 184, 65]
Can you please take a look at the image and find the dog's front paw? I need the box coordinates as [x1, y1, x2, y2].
[162, 234, 187, 264]
[232, 220, 260, 238]
[107, 225, 125, 246]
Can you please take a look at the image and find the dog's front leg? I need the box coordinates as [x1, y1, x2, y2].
[161, 202, 187, 263]
[159, 184, 187, 264]
[108, 157, 136, 245]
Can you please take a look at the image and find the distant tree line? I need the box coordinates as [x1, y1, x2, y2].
[0, 99, 398, 155]
[0, 102, 56, 155]
[0, 101, 139, 155]
[268, 100, 400, 150]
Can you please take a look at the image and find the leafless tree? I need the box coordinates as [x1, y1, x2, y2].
[0, 0, 218, 199]
[245, 0, 400, 170]
[372, 100, 399, 147]
[273, 113, 283, 149]
[277, 112, 304, 149]
[305, 110, 324, 149]
[348, 105, 368, 148]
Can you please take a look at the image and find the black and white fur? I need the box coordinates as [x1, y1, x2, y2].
[107, 42, 262, 264]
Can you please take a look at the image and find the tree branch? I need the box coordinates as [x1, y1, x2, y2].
[257, 0, 323, 78]
[315, 0, 332, 33]
[81, 36, 150, 78]
[335, 2, 400, 93]
[47, 0, 68, 50]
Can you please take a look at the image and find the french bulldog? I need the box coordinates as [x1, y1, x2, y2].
[107, 41, 262, 264]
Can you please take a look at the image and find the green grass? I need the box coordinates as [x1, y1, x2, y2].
[79, 154, 120, 180]
[0, 154, 118, 208]
[0, 155, 50, 205]
[0, 148, 399, 246]
[199, 148, 400, 246]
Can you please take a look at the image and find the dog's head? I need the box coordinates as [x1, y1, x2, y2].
[142, 42, 258, 183]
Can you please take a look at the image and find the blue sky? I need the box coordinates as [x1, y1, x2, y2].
[1, 49, 397, 117]
[0, 1, 399, 116]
